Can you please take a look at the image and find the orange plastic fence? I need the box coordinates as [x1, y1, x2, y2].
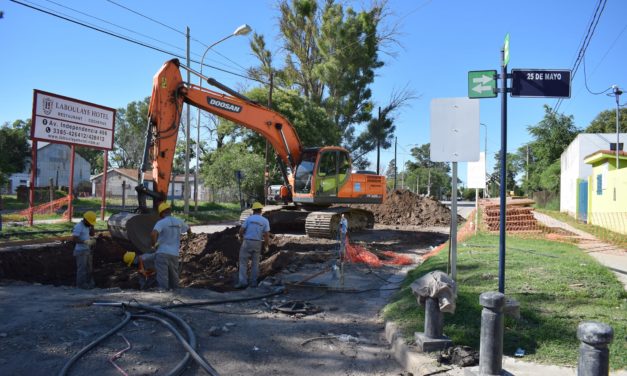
[17, 196, 70, 216]
[344, 235, 413, 267]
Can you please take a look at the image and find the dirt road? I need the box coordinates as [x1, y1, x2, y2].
[0, 225, 448, 376]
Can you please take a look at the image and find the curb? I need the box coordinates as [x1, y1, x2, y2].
[384, 321, 457, 375]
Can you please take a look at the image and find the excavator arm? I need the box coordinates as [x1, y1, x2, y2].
[138, 58, 303, 209]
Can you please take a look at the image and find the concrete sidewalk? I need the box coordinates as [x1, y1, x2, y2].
[534, 211, 627, 290]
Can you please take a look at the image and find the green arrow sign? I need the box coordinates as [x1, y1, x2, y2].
[468, 70, 497, 98]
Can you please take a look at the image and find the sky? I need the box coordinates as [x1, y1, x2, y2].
[1, 0, 626, 186]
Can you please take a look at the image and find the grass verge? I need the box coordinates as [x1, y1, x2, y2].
[537, 208, 627, 248]
[382, 232, 627, 369]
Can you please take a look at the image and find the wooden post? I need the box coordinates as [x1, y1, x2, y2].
[122, 179, 126, 209]
[68, 145, 75, 222]
[100, 151, 108, 220]
[28, 140, 38, 226]
[49, 178, 54, 214]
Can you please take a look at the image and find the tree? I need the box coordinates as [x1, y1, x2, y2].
[76, 147, 104, 174]
[405, 143, 451, 198]
[277, 0, 392, 138]
[350, 88, 416, 168]
[201, 143, 265, 202]
[490, 150, 521, 196]
[525, 105, 580, 193]
[111, 97, 150, 168]
[0, 122, 31, 185]
[585, 107, 627, 134]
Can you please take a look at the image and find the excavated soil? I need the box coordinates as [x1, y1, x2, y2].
[0, 227, 338, 292]
[351, 189, 464, 226]
[0, 192, 457, 291]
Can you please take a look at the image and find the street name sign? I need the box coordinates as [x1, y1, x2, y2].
[511, 69, 571, 98]
[31, 90, 116, 150]
[468, 70, 497, 99]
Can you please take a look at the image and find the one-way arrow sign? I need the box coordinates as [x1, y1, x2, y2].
[468, 70, 497, 98]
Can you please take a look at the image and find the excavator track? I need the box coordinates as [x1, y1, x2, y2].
[305, 207, 374, 238]
[240, 206, 374, 239]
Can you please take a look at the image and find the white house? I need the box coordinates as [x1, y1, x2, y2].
[5, 143, 91, 194]
[560, 133, 626, 216]
[90, 168, 203, 200]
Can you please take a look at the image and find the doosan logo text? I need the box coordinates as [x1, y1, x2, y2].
[207, 98, 241, 113]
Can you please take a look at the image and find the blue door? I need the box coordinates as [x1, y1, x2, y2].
[577, 180, 588, 223]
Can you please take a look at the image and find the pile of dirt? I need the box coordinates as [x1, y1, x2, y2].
[352, 189, 463, 227]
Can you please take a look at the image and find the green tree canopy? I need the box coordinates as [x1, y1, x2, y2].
[111, 97, 149, 168]
[585, 107, 627, 134]
[0, 121, 31, 185]
[404, 143, 451, 198]
[201, 143, 265, 202]
[525, 105, 580, 193]
[277, 0, 389, 138]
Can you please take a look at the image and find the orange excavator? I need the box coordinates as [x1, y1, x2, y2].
[108, 59, 386, 252]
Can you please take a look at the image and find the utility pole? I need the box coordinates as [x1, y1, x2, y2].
[376, 107, 381, 174]
[264, 72, 274, 205]
[184, 26, 191, 215]
[613, 85, 622, 201]
[526, 144, 529, 196]
[394, 137, 397, 190]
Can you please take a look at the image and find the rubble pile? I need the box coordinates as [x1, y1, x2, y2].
[352, 189, 463, 226]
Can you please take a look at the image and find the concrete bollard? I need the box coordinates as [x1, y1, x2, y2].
[577, 322, 613, 376]
[424, 297, 443, 338]
[475, 291, 506, 376]
[414, 297, 452, 352]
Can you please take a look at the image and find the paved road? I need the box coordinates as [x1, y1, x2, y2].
[442, 200, 477, 219]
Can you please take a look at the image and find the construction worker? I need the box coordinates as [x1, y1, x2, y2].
[236, 201, 270, 289]
[72, 211, 97, 289]
[123, 251, 157, 289]
[150, 202, 191, 290]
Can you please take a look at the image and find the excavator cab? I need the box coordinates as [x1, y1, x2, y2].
[292, 147, 385, 206]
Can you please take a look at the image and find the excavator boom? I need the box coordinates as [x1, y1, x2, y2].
[109, 58, 386, 252]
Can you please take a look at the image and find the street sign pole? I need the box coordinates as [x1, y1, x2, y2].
[498, 46, 508, 294]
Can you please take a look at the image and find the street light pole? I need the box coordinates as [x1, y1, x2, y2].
[195, 24, 252, 211]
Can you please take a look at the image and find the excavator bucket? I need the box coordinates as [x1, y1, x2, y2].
[107, 212, 160, 253]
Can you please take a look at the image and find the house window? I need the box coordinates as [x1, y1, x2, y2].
[596, 174, 602, 195]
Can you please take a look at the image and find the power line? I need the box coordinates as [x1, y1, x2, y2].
[582, 58, 612, 95]
[105, 0, 184, 36]
[43, 0, 186, 54]
[554, 0, 606, 113]
[103, 0, 253, 77]
[10, 0, 265, 85]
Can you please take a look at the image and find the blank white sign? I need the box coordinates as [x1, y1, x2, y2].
[467, 152, 486, 189]
[430, 98, 480, 162]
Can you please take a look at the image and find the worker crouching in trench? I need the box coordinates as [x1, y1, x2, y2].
[123, 251, 157, 289]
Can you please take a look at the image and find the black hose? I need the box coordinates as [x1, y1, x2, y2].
[161, 287, 284, 309]
[57, 311, 132, 376]
[133, 314, 220, 376]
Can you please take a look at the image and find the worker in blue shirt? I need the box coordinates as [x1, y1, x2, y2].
[72, 211, 97, 289]
[236, 202, 270, 289]
[150, 202, 191, 290]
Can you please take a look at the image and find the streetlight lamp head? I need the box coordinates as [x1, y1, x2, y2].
[233, 24, 252, 36]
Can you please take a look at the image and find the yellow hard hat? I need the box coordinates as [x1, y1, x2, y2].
[252, 202, 263, 210]
[83, 211, 97, 226]
[123, 251, 136, 267]
[158, 202, 171, 214]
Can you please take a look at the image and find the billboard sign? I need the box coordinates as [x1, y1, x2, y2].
[31, 90, 116, 150]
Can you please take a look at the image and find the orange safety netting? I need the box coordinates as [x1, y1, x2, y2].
[17, 196, 70, 216]
[344, 235, 413, 267]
